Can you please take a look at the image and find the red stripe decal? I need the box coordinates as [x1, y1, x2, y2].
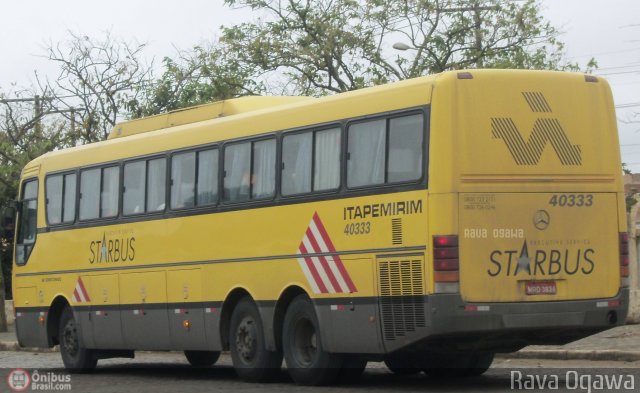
[77, 277, 91, 302]
[305, 227, 341, 292]
[299, 243, 328, 293]
[312, 213, 357, 292]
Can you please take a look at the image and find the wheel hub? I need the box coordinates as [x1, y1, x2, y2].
[235, 317, 257, 361]
[62, 321, 79, 356]
[292, 317, 317, 367]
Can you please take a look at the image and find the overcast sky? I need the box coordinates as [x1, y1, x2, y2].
[1, 0, 639, 169]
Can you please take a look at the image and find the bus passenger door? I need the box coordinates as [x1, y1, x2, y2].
[120, 271, 170, 350]
[88, 274, 125, 348]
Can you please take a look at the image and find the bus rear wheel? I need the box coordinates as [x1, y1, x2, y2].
[184, 350, 220, 367]
[229, 297, 282, 382]
[283, 295, 342, 385]
[59, 307, 97, 372]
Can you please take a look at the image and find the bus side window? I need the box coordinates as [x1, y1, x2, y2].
[223, 142, 251, 203]
[313, 127, 340, 191]
[79, 168, 100, 220]
[101, 166, 119, 218]
[388, 114, 424, 183]
[196, 149, 218, 206]
[123, 161, 146, 215]
[251, 139, 276, 199]
[347, 119, 386, 188]
[62, 173, 77, 223]
[46, 175, 63, 225]
[147, 158, 166, 212]
[282, 132, 312, 196]
[45, 173, 77, 225]
[171, 152, 196, 209]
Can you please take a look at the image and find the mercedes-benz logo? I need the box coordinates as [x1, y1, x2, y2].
[533, 210, 550, 231]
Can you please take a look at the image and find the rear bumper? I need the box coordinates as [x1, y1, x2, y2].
[384, 288, 629, 354]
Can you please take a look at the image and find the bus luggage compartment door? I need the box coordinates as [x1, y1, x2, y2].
[458, 192, 620, 303]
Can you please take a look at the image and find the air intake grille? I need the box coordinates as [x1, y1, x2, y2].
[378, 258, 426, 341]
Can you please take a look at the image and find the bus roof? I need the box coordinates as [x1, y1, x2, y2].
[108, 96, 314, 140]
[31, 73, 439, 174]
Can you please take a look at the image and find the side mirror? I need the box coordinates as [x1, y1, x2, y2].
[1, 201, 18, 240]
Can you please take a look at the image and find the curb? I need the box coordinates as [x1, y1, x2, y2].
[499, 349, 640, 362]
[0, 341, 57, 353]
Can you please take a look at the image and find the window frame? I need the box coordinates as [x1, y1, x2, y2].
[280, 124, 343, 199]
[78, 164, 121, 222]
[122, 154, 168, 217]
[169, 146, 220, 211]
[38, 106, 428, 231]
[44, 170, 78, 227]
[345, 110, 426, 191]
[222, 135, 277, 205]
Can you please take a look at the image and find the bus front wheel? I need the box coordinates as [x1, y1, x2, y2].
[58, 307, 97, 372]
[283, 295, 342, 385]
[229, 297, 282, 382]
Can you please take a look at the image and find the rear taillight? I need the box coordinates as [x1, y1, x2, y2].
[620, 232, 629, 287]
[434, 235, 459, 293]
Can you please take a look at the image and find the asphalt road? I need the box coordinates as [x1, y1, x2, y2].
[0, 352, 639, 393]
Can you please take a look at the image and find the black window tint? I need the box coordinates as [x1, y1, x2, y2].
[101, 166, 119, 218]
[314, 128, 341, 191]
[147, 158, 166, 212]
[223, 142, 251, 202]
[282, 132, 312, 196]
[80, 168, 100, 220]
[251, 139, 276, 199]
[347, 119, 386, 188]
[63, 174, 76, 223]
[171, 152, 196, 209]
[388, 114, 423, 183]
[197, 149, 218, 206]
[123, 161, 145, 215]
[46, 175, 63, 225]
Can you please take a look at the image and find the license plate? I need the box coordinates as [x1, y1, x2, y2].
[525, 281, 557, 295]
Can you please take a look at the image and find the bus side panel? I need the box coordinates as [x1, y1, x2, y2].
[120, 271, 171, 350]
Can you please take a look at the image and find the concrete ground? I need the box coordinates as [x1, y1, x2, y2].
[2, 322, 640, 361]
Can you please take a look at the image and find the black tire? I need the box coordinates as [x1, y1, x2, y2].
[384, 353, 421, 376]
[184, 350, 221, 367]
[336, 356, 367, 383]
[59, 307, 97, 372]
[229, 297, 282, 382]
[283, 295, 343, 386]
[461, 352, 494, 376]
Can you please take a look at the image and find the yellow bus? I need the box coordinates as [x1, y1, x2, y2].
[11, 69, 629, 385]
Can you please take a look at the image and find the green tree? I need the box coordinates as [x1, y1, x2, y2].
[128, 44, 265, 118]
[221, 0, 595, 96]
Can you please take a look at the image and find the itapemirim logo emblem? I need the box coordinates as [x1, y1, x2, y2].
[492, 92, 582, 166]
